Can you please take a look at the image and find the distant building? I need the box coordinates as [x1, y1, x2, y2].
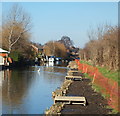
[69, 47, 79, 60]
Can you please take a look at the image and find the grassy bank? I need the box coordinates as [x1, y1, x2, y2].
[84, 73, 118, 114]
[80, 60, 119, 83]
[78, 60, 119, 114]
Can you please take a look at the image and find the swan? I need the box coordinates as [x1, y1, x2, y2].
[38, 68, 40, 72]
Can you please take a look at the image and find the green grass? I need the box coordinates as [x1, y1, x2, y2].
[97, 66, 119, 82]
[84, 72, 106, 96]
[84, 73, 92, 80]
[79, 62, 119, 113]
[80, 60, 119, 83]
[80, 60, 93, 65]
[106, 106, 118, 114]
[84, 71, 119, 114]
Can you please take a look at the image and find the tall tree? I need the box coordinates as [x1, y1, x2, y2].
[80, 25, 118, 70]
[2, 4, 31, 52]
[58, 36, 73, 48]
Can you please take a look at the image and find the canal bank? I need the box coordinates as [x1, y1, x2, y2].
[61, 79, 112, 114]
[46, 61, 113, 115]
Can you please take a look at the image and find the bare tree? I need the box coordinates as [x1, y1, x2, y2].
[43, 41, 67, 58]
[2, 4, 31, 52]
[80, 24, 118, 70]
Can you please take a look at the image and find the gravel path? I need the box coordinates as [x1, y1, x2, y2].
[61, 78, 112, 114]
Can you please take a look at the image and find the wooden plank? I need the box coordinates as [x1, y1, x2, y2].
[55, 96, 85, 101]
[67, 72, 81, 76]
[68, 70, 79, 73]
[66, 76, 82, 78]
[54, 96, 86, 106]
[65, 76, 82, 80]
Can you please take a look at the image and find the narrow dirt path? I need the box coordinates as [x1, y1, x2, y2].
[61, 78, 112, 114]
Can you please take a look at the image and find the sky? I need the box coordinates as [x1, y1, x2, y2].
[2, 2, 118, 48]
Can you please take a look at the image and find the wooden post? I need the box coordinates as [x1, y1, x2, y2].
[92, 68, 97, 83]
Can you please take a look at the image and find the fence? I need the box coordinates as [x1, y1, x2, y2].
[75, 59, 120, 112]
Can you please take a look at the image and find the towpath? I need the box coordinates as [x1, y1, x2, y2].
[61, 61, 112, 114]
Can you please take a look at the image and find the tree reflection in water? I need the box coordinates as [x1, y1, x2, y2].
[2, 68, 34, 113]
[2, 62, 68, 114]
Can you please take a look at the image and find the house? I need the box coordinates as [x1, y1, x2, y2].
[48, 56, 55, 62]
[0, 48, 10, 66]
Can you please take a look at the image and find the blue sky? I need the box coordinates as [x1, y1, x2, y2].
[2, 2, 118, 48]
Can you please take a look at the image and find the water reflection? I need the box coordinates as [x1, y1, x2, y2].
[2, 68, 35, 114]
[2, 62, 68, 114]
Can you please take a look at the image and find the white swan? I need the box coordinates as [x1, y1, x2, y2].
[38, 68, 40, 72]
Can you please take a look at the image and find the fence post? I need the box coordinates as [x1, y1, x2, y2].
[92, 73, 96, 83]
[92, 68, 98, 84]
[82, 64, 84, 73]
[86, 65, 88, 73]
[109, 82, 116, 108]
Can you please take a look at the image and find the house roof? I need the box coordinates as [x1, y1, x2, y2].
[0, 48, 9, 53]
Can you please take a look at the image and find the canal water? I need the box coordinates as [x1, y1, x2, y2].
[1, 62, 68, 114]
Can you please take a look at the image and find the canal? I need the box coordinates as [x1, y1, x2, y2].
[1, 62, 68, 114]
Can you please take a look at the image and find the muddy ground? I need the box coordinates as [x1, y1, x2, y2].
[61, 78, 113, 115]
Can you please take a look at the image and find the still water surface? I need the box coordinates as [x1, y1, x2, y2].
[2, 62, 68, 114]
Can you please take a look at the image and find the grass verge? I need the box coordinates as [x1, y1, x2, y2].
[80, 60, 119, 84]
[83, 72, 119, 114]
